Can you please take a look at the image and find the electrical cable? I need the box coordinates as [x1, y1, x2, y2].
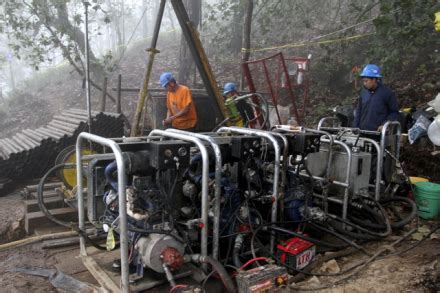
[267, 225, 346, 249]
[290, 227, 418, 291]
[240, 257, 270, 270]
[251, 221, 426, 283]
[201, 264, 237, 293]
[308, 222, 371, 256]
[250, 224, 366, 277]
[390, 224, 440, 257]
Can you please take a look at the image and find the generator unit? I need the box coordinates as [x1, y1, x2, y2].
[64, 121, 414, 292]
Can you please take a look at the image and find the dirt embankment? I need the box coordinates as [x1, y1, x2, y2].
[0, 193, 25, 244]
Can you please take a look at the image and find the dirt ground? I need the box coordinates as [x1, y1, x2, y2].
[0, 191, 439, 293]
[294, 227, 440, 292]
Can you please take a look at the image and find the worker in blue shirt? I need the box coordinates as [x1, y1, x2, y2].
[353, 64, 399, 131]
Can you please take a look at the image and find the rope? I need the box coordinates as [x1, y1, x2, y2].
[241, 32, 375, 53]
[241, 7, 402, 53]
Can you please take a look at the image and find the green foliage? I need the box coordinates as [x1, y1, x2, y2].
[368, 0, 440, 77]
[0, 0, 110, 73]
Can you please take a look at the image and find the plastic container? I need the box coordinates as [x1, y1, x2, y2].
[409, 176, 429, 185]
[414, 182, 440, 219]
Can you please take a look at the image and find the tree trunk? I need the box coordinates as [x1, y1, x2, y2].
[39, 1, 105, 83]
[166, 1, 177, 37]
[178, 0, 201, 86]
[231, 1, 245, 54]
[240, 0, 253, 89]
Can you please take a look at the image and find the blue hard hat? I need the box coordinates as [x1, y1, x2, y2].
[360, 64, 383, 78]
[223, 82, 236, 95]
[160, 72, 174, 88]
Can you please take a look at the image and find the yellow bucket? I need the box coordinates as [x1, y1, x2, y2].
[409, 177, 429, 185]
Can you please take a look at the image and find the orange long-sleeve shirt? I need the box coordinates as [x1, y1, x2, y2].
[166, 85, 197, 129]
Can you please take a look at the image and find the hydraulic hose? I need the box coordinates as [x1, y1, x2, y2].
[308, 222, 371, 256]
[267, 226, 345, 249]
[189, 254, 236, 293]
[232, 234, 244, 268]
[379, 197, 417, 228]
[38, 163, 110, 251]
[349, 197, 417, 230]
[327, 200, 392, 239]
[330, 221, 381, 241]
[37, 163, 78, 228]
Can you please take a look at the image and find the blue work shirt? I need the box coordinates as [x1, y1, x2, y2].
[353, 82, 399, 131]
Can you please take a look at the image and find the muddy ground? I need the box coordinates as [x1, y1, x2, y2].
[0, 191, 439, 292]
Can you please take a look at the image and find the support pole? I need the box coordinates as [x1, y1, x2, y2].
[130, 0, 166, 137]
[83, 1, 92, 134]
[116, 74, 122, 114]
[171, 0, 227, 121]
[100, 77, 107, 112]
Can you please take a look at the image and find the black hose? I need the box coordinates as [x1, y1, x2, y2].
[349, 207, 412, 230]
[379, 197, 417, 228]
[308, 222, 371, 256]
[232, 234, 244, 268]
[196, 255, 236, 293]
[72, 226, 111, 251]
[38, 164, 111, 250]
[327, 200, 392, 238]
[267, 226, 345, 249]
[37, 163, 78, 228]
[330, 220, 381, 240]
[349, 197, 416, 230]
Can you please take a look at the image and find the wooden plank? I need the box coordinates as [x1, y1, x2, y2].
[25, 182, 62, 192]
[23, 196, 65, 213]
[25, 207, 78, 235]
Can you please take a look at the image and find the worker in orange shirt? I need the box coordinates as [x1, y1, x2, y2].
[160, 72, 197, 131]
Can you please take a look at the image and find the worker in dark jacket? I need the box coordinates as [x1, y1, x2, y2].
[353, 64, 399, 131]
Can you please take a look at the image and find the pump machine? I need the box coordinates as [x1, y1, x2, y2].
[67, 121, 414, 292]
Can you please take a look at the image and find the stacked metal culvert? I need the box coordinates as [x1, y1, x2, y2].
[0, 109, 125, 180]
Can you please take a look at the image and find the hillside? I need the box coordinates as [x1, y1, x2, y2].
[0, 31, 438, 139]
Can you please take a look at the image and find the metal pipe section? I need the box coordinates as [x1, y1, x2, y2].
[321, 138, 352, 220]
[312, 193, 344, 205]
[317, 117, 341, 130]
[217, 126, 280, 252]
[148, 130, 210, 265]
[76, 132, 129, 293]
[165, 129, 223, 260]
[380, 121, 401, 162]
[269, 132, 288, 188]
[298, 172, 349, 188]
[360, 137, 382, 200]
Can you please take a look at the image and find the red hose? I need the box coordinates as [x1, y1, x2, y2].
[170, 284, 187, 292]
[240, 257, 270, 270]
